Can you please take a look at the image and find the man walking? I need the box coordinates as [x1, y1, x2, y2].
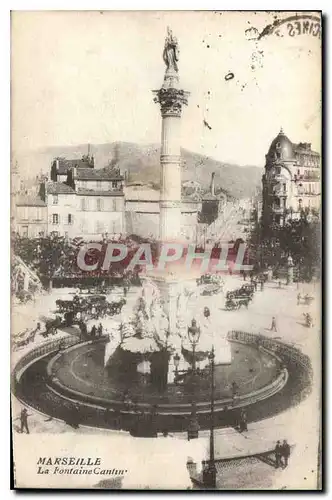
[20, 407, 30, 434]
[281, 439, 291, 468]
[271, 316, 277, 332]
[274, 440, 282, 468]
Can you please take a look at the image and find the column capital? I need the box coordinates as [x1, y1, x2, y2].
[153, 87, 190, 118]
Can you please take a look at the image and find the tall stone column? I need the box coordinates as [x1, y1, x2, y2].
[153, 41, 190, 241]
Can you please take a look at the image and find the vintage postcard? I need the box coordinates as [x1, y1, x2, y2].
[11, 10, 322, 490]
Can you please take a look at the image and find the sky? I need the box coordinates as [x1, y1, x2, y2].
[11, 10, 321, 167]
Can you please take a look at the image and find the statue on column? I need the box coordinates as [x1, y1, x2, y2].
[163, 27, 179, 73]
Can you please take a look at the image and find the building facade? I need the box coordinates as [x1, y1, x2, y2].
[125, 185, 199, 241]
[262, 129, 321, 226]
[41, 154, 125, 239]
[14, 195, 48, 238]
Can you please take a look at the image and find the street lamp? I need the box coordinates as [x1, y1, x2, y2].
[188, 319, 200, 372]
[187, 319, 201, 440]
[203, 346, 217, 489]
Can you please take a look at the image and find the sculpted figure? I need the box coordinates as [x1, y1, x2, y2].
[163, 27, 179, 73]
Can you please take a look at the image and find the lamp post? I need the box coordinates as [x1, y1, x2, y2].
[203, 346, 217, 489]
[173, 352, 180, 383]
[187, 319, 201, 440]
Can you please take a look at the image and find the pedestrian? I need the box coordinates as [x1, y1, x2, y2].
[281, 439, 291, 468]
[91, 325, 97, 337]
[275, 440, 282, 468]
[97, 323, 103, 336]
[203, 307, 211, 319]
[278, 280, 282, 288]
[243, 271, 247, 281]
[20, 408, 30, 434]
[297, 293, 301, 305]
[71, 403, 80, 429]
[231, 381, 238, 399]
[260, 280, 264, 291]
[254, 280, 258, 291]
[271, 316, 277, 332]
[239, 409, 248, 432]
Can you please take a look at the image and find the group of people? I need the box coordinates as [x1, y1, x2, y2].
[90, 323, 104, 337]
[242, 271, 266, 291]
[79, 321, 104, 339]
[275, 439, 291, 468]
[297, 293, 314, 306]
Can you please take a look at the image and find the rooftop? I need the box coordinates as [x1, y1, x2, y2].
[46, 182, 75, 195]
[53, 157, 94, 175]
[16, 195, 47, 207]
[75, 167, 123, 181]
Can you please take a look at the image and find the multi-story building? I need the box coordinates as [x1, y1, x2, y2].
[262, 129, 321, 226]
[38, 154, 125, 239]
[14, 195, 48, 238]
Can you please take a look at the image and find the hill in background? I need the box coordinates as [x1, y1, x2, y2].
[15, 141, 263, 200]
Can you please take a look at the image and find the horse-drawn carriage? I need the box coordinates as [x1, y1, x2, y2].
[225, 296, 252, 310]
[56, 293, 126, 320]
[225, 284, 254, 310]
[85, 295, 126, 317]
[55, 299, 75, 313]
[42, 316, 62, 337]
[226, 284, 254, 301]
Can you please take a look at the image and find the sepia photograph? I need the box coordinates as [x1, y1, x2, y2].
[10, 10, 322, 490]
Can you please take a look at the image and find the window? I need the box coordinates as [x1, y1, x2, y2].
[81, 198, 87, 211]
[52, 214, 59, 224]
[276, 142, 281, 149]
[96, 220, 104, 233]
[283, 183, 286, 192]
[82, 181, 87, 188]
[112, 181, 118, 189]
[68, 214, 73, 224]
[97, 180, 102, 189]
[36, 208, 42, 221]
[96, 199, 103, 211]
[22, 226, 28, 237]
[53, 195, 58, 205]
[111, 198, 117, 211]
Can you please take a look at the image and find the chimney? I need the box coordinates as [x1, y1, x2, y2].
[210, 172, 215, 196]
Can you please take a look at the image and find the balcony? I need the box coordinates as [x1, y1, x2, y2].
[294, 172, 320, 182]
